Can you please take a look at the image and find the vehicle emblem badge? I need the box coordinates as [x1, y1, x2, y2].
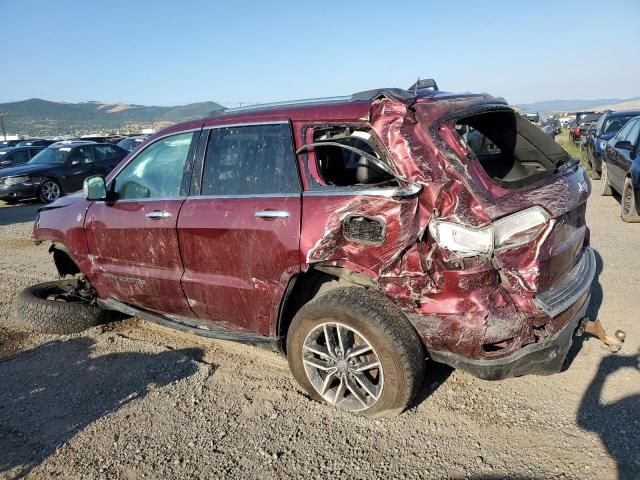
[578, 181, 587, 194]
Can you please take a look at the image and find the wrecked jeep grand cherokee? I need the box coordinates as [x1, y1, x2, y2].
[17, 80, 596, 417]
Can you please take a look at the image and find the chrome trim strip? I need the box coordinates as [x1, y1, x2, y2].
[223, 96, 351, 113]
[188, 193, 300, 200]
[94, 197, 185, 203]
[533, 248, 596, 318]
[303, 184, 421, 198]
[203, 120, 289, 130]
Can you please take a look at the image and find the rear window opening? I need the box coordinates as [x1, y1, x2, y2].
[311, 126, 397, 187]
[454, 110, 571, 188]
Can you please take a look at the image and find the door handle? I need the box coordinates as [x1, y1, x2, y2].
[255, 210, 289, 219]
[145, 210, 171, 219]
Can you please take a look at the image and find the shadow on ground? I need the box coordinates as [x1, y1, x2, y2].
[577, 351, 640, 480]
[0, 201, 40, 226]
[0, 337, 206, 478]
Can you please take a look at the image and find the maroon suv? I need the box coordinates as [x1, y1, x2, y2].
[19, 81, 594, 417]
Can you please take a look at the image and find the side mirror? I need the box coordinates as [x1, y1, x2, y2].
[70, 159, 80, 166]
[83, 175, 107, 201]
[615, 140, 633, 150]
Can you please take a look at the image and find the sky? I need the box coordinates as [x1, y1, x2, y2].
[1, 0, 639, 107]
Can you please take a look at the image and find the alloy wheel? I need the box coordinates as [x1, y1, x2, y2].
[41, 181, 60, 202]
[302, 321, 383, 412]
[623, 183, 633, 215]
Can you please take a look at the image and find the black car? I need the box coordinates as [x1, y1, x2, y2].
[0, 146, 45, 168]
[0, 142, 128, 204]
[15, 139, 56, 148]
[0, 139, 24, 149]
[601, 115, 640, 222]
[585, 110, 640, 179]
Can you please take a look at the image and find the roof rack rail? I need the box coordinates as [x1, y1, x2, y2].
[223, 96, 351, 113]
[220, 78, 440, 114]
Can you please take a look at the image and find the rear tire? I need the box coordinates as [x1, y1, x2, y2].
[12, 279, 113, 334]
[621, 177, 640, 223]
[600, 162, 612, 196]
[286, 287, 426, 418]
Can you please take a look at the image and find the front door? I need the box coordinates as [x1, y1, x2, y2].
[85, 130, 200, 316]
[608, 119, 639, 189]
[178, 122, 302, 335]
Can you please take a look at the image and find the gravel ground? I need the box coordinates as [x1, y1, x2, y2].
[0, 185, 638, 480]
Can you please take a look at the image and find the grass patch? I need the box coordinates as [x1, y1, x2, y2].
[555, 128, 590, 172]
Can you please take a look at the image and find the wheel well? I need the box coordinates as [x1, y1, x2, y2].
[49, 244, 80, 277]
[276, 267, 367, 352]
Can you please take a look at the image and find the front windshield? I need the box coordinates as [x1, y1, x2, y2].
[603, 115, 638, 135]
[28, 147, 71, 165]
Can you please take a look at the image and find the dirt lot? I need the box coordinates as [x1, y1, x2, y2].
[0, 183, 638, 480]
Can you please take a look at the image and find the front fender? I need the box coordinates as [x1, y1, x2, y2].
[34, 196, 93, 277]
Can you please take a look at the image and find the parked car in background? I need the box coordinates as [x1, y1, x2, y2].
[601, 115, 640, 222]
[0, 141, 128, 204]
[22, 81, 595, 417]
[0, 146, 45, 168]
[0, 139, 24, 149]
[569, 112, 602, 142]
[15, 139, 56, 147]
[585, 110, 640, 179]
[117, 135, 148, 152]
[521, 111, 556, 138]
[80, 135, 125, 144]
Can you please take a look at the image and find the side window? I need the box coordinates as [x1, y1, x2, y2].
[201, 123, 299, 195]
[310, 125, 396, 187]
[623, 120, 640, 145]
[28, 149, 42, 159]
[68, 146, 94, 165]
[10, 150, 30, 165]
[615, 121, 634, 142]
[113, 132, 195, 200]
[94, 145, 120, 163]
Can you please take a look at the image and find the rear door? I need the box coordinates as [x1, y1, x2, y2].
[63, 145, 97, 192]
[85, 130, 200, 316]
[178, 122, 301, 335]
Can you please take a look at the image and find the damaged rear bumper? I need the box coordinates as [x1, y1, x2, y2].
[429, 293, 589, 380]
[427, 248, 596, 380]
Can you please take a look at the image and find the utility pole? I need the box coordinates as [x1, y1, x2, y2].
[0, 112, 6, 141]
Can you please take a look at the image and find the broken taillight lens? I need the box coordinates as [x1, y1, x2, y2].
[429, 206, 549, 257]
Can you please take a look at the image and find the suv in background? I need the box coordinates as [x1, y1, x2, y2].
[569, 112, 602, 142]
[0, 146, 45, 168]
[585, 110, 640, 179]
[19, 81, 595, 417]
[0, 141, 127, 203]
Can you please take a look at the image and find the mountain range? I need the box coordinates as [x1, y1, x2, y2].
[516, 97, 640, 113]
[0, 98, 225, 137]
[2, 96, 639, 137]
